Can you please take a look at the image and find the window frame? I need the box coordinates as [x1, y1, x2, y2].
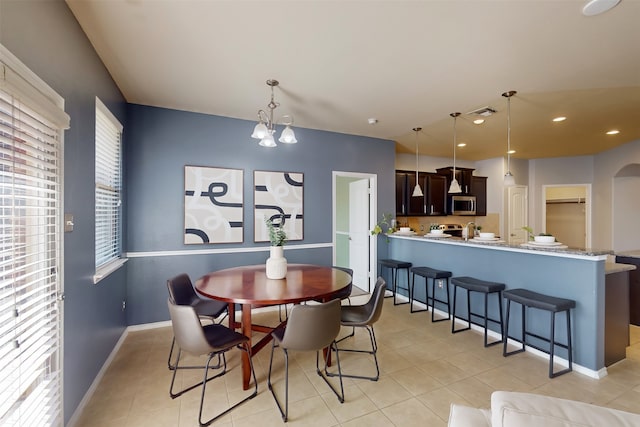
[94, 97, 125, 284]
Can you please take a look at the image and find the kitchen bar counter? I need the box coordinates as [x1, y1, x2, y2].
[390, 232, 612, 258]
[386, 233, 613, 377]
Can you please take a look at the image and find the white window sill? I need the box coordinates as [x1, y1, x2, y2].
[94, 258, 128, 284]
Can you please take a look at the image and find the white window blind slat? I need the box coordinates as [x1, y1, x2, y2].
[0, 44, 63, 426]
[94, 98, 122, 275]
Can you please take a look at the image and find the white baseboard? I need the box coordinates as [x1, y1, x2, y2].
[400, 294, 606, 379]
[66, 328, 130, 427]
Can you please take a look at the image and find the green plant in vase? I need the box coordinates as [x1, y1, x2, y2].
[266, 216, 287, 246]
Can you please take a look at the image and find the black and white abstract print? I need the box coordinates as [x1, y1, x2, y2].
[184, 166, 243, 244]
[254, 171, 303, 242]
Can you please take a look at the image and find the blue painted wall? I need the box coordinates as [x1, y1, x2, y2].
[0, 0, 129, 424]
[124, 104, 395, 325]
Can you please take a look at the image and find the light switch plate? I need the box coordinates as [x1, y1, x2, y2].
[64, 213, 74, 232]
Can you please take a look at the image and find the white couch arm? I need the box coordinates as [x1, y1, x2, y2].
[448, 404, 491, 427]
[491, 391, 640, 427]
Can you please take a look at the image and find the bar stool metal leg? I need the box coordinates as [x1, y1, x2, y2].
[429, 278, 450, 322]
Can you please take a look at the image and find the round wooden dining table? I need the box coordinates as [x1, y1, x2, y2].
[195, 264, 352, 390]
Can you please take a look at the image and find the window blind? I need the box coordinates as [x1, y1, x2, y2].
[95, 98, 122, 274]
[0, 46, 66, 426]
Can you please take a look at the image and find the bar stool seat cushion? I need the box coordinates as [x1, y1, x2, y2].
[451, 276, 505, 293]
[379, 259, 412, 269]
[503, 289, 576, 313]
[411, 267, 452, 280]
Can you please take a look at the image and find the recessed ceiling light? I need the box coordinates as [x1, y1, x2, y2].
[552, 116, 567, 122]
[473, 119, 485, 125]
[367, 118, 378, 125]
[582, 0, 620, 16]
[507, 150, 516, 154]
[606, 130, 620, 135]
[457, 143, 466, 147]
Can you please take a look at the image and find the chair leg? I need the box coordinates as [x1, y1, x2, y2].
[169, 348, 228, 399]
[452, 286, 472, 334]
[429, 279, 448, 322]
[410, 273, 428, 313]
[199, 343, 258, 426]
[318, 342, 345, 402]
[328, 325, 380, 381]
[503, 298, 511, 356]
[268, 341, 290, 422]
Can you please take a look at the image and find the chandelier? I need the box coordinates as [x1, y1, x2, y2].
[250, 79, 297, 147]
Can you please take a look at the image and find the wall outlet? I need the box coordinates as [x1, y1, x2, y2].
[121, 300, 126, 311]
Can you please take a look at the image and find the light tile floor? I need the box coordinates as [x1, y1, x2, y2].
[75, 296, 640, 427]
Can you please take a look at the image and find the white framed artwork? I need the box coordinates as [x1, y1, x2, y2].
[254, 171, 303, 242]
[184, 165, 243, 244]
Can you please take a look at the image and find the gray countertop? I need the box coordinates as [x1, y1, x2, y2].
[615, 250, 640, 259]
[388, 233, 613, 259]
[605, 262, 637, 274]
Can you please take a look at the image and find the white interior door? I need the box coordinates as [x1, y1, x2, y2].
[506, 185, 528, 244]
[349, 179, 370, 291]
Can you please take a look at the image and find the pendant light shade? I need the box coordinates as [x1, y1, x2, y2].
[448, 112, 462, 194]
[502, 90, 517, 186]
[412, 127, 423, 197]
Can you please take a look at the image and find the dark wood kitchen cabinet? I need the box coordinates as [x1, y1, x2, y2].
[471, 176, 487, 216]
[436, 167, 475, 195]
[425, 173, 447, 215]
[396, 170, 447, 216]
[395, 171, 410, 216]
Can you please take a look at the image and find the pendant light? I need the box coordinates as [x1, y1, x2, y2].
[502, 90, 517, 186]
[448, 112, 462, 194]
[412, 127, 423, 197]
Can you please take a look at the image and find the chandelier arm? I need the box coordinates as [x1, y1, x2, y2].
[257, 109, 270, 126]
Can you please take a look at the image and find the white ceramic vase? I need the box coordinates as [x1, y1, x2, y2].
[266, 246, 287, 279]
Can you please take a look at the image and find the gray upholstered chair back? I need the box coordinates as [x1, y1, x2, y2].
[279, 299, 341, 351]
[167, 273, 198, 306]
[363, 277, 387, 325]
[167, 298, 212, 355]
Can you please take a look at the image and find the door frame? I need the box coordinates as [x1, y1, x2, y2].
[542, 184, 591, 249]
[332, 171, 377, 292]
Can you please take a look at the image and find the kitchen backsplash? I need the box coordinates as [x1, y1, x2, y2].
[400, 213, 501, 236]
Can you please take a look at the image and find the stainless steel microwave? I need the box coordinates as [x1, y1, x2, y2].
[451, 195, 476, 215]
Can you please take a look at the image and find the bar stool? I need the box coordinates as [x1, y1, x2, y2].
[378, 259, 412, 305]
[451, 276, 505, 347]
[502, 288, 576, 378]
[409, 266, 452, 322]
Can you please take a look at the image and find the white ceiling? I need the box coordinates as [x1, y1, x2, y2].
[65, 0, 640, 161]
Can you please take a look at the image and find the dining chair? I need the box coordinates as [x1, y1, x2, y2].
[267, 298, 344, 422]
[328, 276, 386, 381]
[331, 266, 354, 304]
[167, 298, 257, 426]
[166, 273, 228, 370]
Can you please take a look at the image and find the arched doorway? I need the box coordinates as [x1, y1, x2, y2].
[612, 163, 640, 252]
